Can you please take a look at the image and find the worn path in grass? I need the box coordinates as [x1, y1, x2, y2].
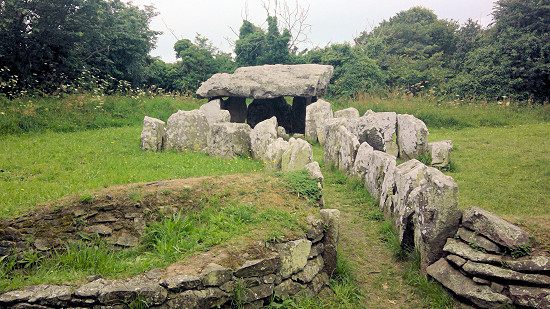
[320, 168, 427, 309]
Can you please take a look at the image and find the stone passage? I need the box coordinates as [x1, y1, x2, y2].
[195, 64, 333, 134]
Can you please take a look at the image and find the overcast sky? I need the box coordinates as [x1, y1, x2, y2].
[128, 0, 497, 63]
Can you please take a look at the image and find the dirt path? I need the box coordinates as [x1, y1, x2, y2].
[321, 168, 427, 308]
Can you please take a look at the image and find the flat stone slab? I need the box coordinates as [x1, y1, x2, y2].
[196, 64, 333, 99]
[443, 238, 503, 264]
[462, 261, 550, 285]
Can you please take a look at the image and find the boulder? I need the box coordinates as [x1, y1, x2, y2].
[320, 209, 340, 276]
[247, 97, 292, 133]
[337, 126, 360, 174]
[250, 116, 278, 160]
[216, 110, 231, 123]
[462, 206, 530, 250]
[427, 259, 512, 308]
[140, 116, 165, 152]
[199, 99, 222, 126]
[221, 97, 247, 123]
[428, 140, 453, 168]
[462, 261, 550, 285]
[207, 123, 251, 159]
[264, 138, 290, 171]
[305, 99, 333, 143]
[274, 239, 312, 278]
[165, 110, 209, 152]
[196, 64, 333, 99]
[396, 114, 428, 159]
[334, 107, 359, 119]
[305, 161, 323, 185]
[281, 138, 313, 172]
[411, 167, 462, 269]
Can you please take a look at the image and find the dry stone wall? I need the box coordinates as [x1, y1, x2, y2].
[0, 208, 340, 308]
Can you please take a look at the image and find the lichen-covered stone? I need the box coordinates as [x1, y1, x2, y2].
[281, 138, 313, 172]
[235, 256, 282, 278]
[345, 112, 397, 156]
[207, 123, 251, 159]
[199, 99, 222, 126]
[250, 116, 278, 160]
[462, 261, 550, 285]
[293, 256, 324, 283]
[509, 285, 550, 308]
[462, 206, 530, 250]
[164, 287, 229, 309]
[318, 117, 346, 147]
[426, 259, 512, 308]
[356, 149, 397, 200]
[140, 116, 165, 152]
[0, 285, 73, 307]
[242, 284, 274, 302]
[456, 227, 501, 253]
[411, 167, 462, 269]
[334, 107, 359, 119]
[216, 110, 231, 123]
[396, 114, 428, 160]
[75, 279, 110, 298]
[277, 126, 290, 140]
[160, 275, 201, 291]
[196, 64, 333, 99]
[337, 126, 360, 174]
[504, 255, 550, 273]
[274, 239, 312, 278]
[98, 277, 167, 306]
[445, 254, 467, 267]
[305, 99, 333, 143]
[305, 161, 323, 185]
[428, 140, 453, 168]
[202, 263, 232, 287]
[443, 238, 503, 264]
[274, 279, 304, 298]
[320, 209, 340, 276]
[264, 138, 290, 171]
[165, 110, 209, 152]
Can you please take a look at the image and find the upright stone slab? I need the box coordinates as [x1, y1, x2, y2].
[216, 110, 231, 123]
[250, 116, 278, 160]
[397, 114, 428, 159]
[322, 118, 347, 167]
[428, 140, 453, 168]
[334, 107, 359, 119]
[338, 126, 360, 175]
[207, 123, 251, 159]
[165, 110, 209, 152]
[305, 99, 333, 143]
[320, 209, 340, 276]
[199, 99, 222, 126]
[221, 97, 247, 123]
[411, 167, 461, 269]
[281, 138, 313, 171]
[196, 64, 333, 99]
[247, 97, 292, 133]
[351, 142, 374, 178]
[344, 111, 397, 156]
[264, 138, 290, 171]
[140, 116, 165, 152]
[362, 150, 397, 200]
[462, 206, 530, 250]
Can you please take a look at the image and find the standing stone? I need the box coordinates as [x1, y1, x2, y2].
[411, 167, 462, 270]
[338, 126, 360, 175]
[318, 117, 345, 147]
[426, 259, 512, 308]
[292, 97, 315, 134]
[428, 140, 453, 168]
[305, 99, 333, 143]
[165, 110, 209, 152]
[334, 107, 359, 119]
[281, 138, 313, 171]
[397, 114, 428, 160]
[199, 99, 222, 126]
[345, 112, 397, 156]
[322, 119, 347, 168]
[250, 117, 278, 160]
[264, 138, 290, 171]
[207, 123, 251, 159]
[462, 206, 530, 250]
[362, 150, 397, 200]
[140, 116, 165, 152]
[221, 97, 247, 123]
[320, 209, 340, 277]
[247, 97, 292, 132]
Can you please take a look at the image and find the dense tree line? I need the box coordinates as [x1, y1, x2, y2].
[1, 0, 548, 103]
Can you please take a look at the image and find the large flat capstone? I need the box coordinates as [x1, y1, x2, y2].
[196, 64, 333, 99]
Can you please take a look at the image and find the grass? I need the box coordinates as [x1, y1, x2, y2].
[0, 126, 264, 218]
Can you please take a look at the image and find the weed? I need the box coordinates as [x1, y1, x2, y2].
[378, 221, 410, 261]
[279, 170, 322, 202]
[78, 192, 94, 204]
[124, 292, 149, 309]
[127, 189, 143, 204]
[509, 244, 531, 259]
[417, 152, 432, 166]
[231, 278, 248, 308]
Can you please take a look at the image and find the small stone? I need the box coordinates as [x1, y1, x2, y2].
[274, 239, 312, 278]
[33, 238, 50, 251]
[293, 256, 324, 283]
[140, 116, 166, 152]
[443, 238, 503, 264]
[242, 284, 274, 302]
[75, 278, 110, 298]
[306, 216, 324, 243]
[83, 224, 113, 236]
[428, 140, 453, 168]
[234, 256, 281, 278]
[161, 274, 201, 291]
[309, 243, 324, 259]
[456, 227, 501, 253]
[509, 285, 550, 308]
[202, 263, 232, 287]
[334, 107, 359, 119]
[274, 279, 304, 298]
[504, 255, 550, 273]
[473, 277, 491, 285]
[304, 161, 324, 185]
[445, 254, 467, 267]
[93, 213, 117, 223]
[98, 277, 167, 306]
[114, 233, 138, 247]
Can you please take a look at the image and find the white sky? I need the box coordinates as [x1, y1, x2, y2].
[128, 0, 496, 63]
